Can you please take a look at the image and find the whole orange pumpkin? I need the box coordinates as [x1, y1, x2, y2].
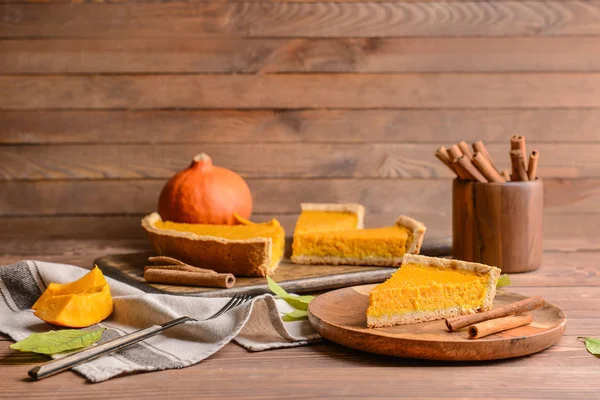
[158, 153, 252, 224]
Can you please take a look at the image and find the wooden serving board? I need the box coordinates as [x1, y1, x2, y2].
[94, 238, 451, 298]
[308, 285, 567, 361]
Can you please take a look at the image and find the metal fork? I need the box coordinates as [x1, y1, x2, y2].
[28, 294, 253, 380]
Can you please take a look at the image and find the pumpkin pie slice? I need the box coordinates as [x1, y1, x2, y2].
[142, 213, 285, 277]
[367, 254, 501, 328]
[291, 203, 426, 266]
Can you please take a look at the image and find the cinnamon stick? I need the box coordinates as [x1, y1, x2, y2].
[510, 135, 527, 171]
[452, 157, 473, 181]
[455, 155, 488, 183]
[501, 170, 511, 182]
[472, 140, 499, 172]
[472, 152, 505, 183]
[446, 295, 545, 331]
[144, 264, 218, 274]
[447, 144, 463, 161]
[144, 269, 235, 289]
[528, 150, 539, 181]
[148, 256, 187, 266]
[147, 256, 217, 274]
[468, 313, 533, 339]
[457, 141, 473, 159]
[435, 145, 458, 175]
[510, 149, 529, 181]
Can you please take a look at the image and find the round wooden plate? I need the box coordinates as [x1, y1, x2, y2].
[308, 285, 566, 361]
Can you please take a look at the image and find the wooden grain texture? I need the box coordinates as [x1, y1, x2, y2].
[308, 287, 565, 360]
[512, 251, 600, 287]
[6, 37, 600, 74]
[0, 239, 150, 256]
[4, 109, 600, 144]
[1, 143, 598, 180]
[0, 0, 598, 395]
[2, 0, 596, 3]
[3, 242, 600, 288]
[453, 179, 544, 272]
[8, 74, 600, 110]
[506, 287, 600, 318]
[0, 240, 150, 268]
[0, 247, 598, 398]
[1, 340, 599, 400]
[1, 214, 598, 252]
[1, 178, 599, 216]
[3, 2, 600, 39]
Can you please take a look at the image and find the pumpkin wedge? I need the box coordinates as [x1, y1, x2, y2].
[32, 267, 113, 328]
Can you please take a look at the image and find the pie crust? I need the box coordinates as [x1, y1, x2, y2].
[141, 213, 278, 277]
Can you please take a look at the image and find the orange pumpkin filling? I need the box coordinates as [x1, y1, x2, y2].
[291, 204, 421, 266]
[294, 225, 412, 260]
[367, 263, 489, 319]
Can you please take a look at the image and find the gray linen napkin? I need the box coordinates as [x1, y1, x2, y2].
[0, 261, 320, 382]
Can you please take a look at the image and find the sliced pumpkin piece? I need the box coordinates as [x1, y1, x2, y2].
[32, 266, 113, 328]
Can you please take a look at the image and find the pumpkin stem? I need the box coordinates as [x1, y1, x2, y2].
[192, 153, 213, 168]
[193, 153, 211, 162]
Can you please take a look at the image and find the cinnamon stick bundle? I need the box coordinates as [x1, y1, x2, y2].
[468, 313, 532, 339]
[445, 295, 545, 331]
[433, 135, 539, 184]
[146, 256, 235, 288]
[472, 152, 505, 183]
[144, 269, 236, 289]
[510, 149, 529, 182]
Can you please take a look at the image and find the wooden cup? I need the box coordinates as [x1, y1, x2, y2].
[452, 179, 543, 273]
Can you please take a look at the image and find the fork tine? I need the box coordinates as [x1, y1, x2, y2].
[227, 294, 251, 313]
[209, 295, 244, 320]
[219, 295, 243, 313]
[207, 295, 239, 320]
[208, 294, 252, 320]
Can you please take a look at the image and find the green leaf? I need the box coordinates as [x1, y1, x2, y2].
[578, 337, 600, 356]
[282, 310, 309, 322]
[10, 328, 105, 355]
[496, 274, 512, 288]
[266, 276, 290, 298]
[267, 276, 315, 311]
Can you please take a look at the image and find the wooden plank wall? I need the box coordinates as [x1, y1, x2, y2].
[1, 0, 600, 254]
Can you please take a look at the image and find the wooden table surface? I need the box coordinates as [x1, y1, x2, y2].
[0, 240, 598, 399]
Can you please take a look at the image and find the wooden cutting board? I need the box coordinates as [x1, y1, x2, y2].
[95, 238, 451, 297]
[308, 285, 567, 361]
